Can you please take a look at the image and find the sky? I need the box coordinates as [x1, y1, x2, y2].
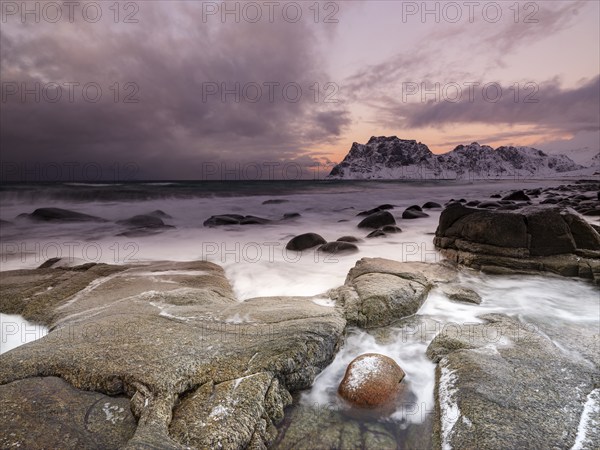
[1, 0, 599, 180]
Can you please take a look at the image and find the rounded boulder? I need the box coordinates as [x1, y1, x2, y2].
[338, 353, 405, 409]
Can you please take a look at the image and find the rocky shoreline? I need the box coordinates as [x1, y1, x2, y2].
[1, 181, 599, 449]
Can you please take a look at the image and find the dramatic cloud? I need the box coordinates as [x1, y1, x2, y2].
[0, 2, 350, 179]
[385, 76, 600, 132]
[0, 1, 597, 179]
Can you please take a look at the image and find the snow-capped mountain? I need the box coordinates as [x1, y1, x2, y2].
[328, 136, 584, 180]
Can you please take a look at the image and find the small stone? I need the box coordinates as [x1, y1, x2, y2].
[442, 285, 482, 304]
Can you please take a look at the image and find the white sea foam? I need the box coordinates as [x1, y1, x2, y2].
[0, 314, 48, 355]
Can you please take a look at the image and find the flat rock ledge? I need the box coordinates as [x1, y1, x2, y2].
[0, 260, 346, 449]
[426, 314, 599, 450]
[0, 257, 468, 448]
[434, 204, 600, 284]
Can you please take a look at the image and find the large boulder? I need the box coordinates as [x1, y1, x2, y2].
[502, 190, 531, 201]
[357, 211, 396, 229]
[434, 204, 600, 283]
[331, 258, 458, 328]
[338, 354, 405, 409]
[0, 260, 346, 449]
[286, 233, 327, 251]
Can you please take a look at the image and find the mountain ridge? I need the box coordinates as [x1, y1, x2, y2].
[328, 136, 586, 179]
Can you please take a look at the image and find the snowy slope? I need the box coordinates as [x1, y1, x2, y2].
[328, 137, 585, 180]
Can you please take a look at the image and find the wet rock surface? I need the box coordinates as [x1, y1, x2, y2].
[331, 258, 458, 328]
[272, 399, 432, 450]
[440, 285, 482, 304]
[427, 314, 599, 450]
[0, 260, 346, 449]
[0, 376, 136, 450]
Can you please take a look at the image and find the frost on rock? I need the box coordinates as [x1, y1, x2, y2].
[103, 402, 126, 425]
[439, 363, 460, 450]
[345, 355, 384, 391]
[208, 405, 230, 420]
[571, 388, 600, 450]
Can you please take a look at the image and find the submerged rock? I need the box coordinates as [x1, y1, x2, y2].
[117, 214, 172, 229]
[286, 233, 327, 251]
[203, 214, 271, 227]
[116, 214, 175, 237]
[273, 400, 425, 450]
[357, 211, 396, 229]
[203, 214, 244, 226]
[263, 199, 289, 205]
[381, 225, 402, 233]
[502, 190, 531, 201]
[357, 204, 395, 216]
[402, 209, 429, 219]
[336, 236, 361, 243]
[148, 209, 172, 219]
[366, 230, 387, 239]
[476, 201, 502, 209]
[240, 215, 271, 225]
[20, 207, 106, 223]
[338, 354, 405, 409]
[319, 242, 359, 255]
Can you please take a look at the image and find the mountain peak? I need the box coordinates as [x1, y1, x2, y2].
[328, 137, 582, 179]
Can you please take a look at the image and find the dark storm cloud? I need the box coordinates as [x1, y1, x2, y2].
[0, 2, 349, 180]
[380, 76, 600, 134]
